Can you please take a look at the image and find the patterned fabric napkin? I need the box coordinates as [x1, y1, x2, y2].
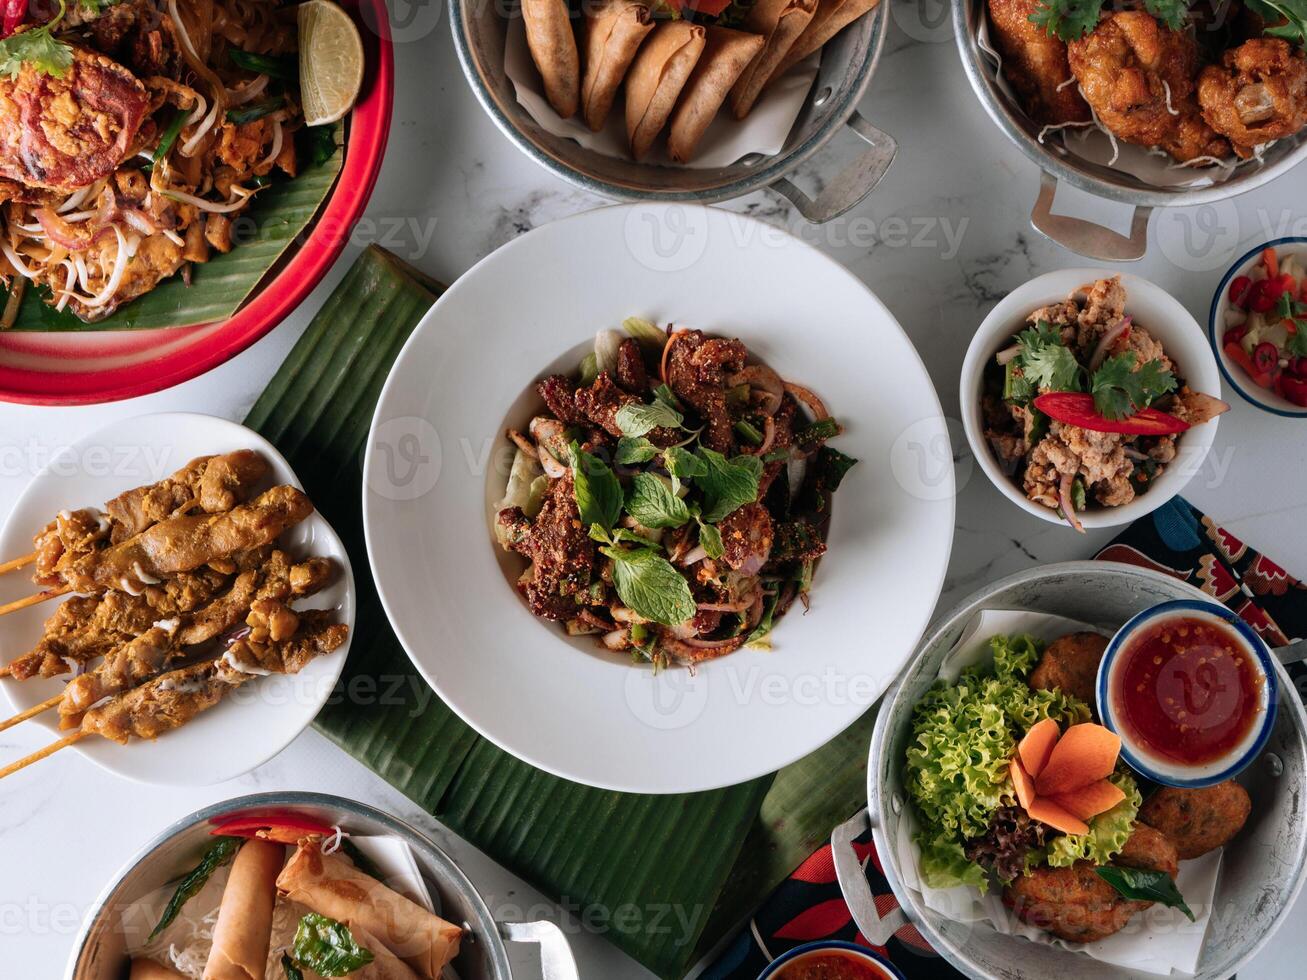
[700, 497, 1306, 979]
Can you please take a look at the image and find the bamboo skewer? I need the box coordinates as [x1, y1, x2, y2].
[0, 588, 67, 618]
[0, 692, 62, 733]
[0, 731, 87, 781]
[0, 552, 36, 575]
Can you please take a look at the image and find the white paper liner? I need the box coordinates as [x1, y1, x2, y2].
[894, 608, 1221, 976]
[975, 16, 1268, 189]
[505, 14, 820, 168]
[129, 833, 462, 979]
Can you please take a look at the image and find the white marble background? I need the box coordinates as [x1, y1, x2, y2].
[3, 1, 1306, 977]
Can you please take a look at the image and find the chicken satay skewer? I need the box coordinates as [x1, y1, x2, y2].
[0, 486, 313, 620]
[0, 692, 63, 733]
[0, 553, 36, 575]
[0, 609, 348, 781]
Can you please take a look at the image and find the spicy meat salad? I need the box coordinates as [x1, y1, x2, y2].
[983, 277, 1227, 530]
[492, 318, 857, 669]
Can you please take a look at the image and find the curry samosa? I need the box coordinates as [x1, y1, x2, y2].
[667, 27, 767, 163]
[728, 0, 818, 118]
[582, 0, 656, 131]
[522, 0, 581, 117]
[626, 21, 708, 160]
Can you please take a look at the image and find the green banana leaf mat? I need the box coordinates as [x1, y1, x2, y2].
[244, 245, 874, 979]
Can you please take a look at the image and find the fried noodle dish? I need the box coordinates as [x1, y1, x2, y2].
[0, 0, 304, 322]
[987, 0, 1307, 169]
[492, 318, 858, 669]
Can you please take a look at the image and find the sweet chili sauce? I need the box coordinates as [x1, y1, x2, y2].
[1113, 615, 1263, 766]
[773, 950, 894, 980]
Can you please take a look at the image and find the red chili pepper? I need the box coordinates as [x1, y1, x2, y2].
[1033, 392, 1190, 435]
[1223, 324, 1249, 347]
[684, 0, 733, 12]
[1226, 343, 1274, 388]
[1228, 275, 1253, 309]
[1, 0, 27, 37]
[1247, 279, 1275, 314]
[1280, 376, 1307, 408]
[211, 813, 337, 843]
[1253, 341, 1280, 374]
[1263, 246, 1279, 279]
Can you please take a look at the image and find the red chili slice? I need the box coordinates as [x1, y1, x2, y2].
[1228, 275, 1252, 309]
[211, 813, 336, 842]
[1, 0, 26, 37]
[1033, 392, 1191, 435]
[1223, 324, 1248, 347]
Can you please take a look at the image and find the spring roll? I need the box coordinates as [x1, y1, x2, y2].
[773, 0, 881, 78]
[130, 960, 187, 980]
[728, 0, 817, 119]
[522, 0, 581, 118]
[667, 27, 766, 163]
[581, 0, 655, 130]
[625, 21, 707, 161]
[201, 839, 285, 980]
[277, 844, 462, 978]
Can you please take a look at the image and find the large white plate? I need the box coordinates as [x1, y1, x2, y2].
[363, 204, 954, 794]
[0, 413, 354, 785]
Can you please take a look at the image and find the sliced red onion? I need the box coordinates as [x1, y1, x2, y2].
[743, 416, 776, 455]
[697, 600, 751, 613]
[1089, 315, 1132, 370]
[783, 381, 829, 421]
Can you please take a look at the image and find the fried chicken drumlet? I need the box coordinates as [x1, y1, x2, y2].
[1199, 38, 1307, 157]
[0, 43, 148, 196]
[1068, 11, 1230, 162]
[987, 0, 1090, 126]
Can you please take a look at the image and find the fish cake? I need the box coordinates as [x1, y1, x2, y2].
[1005, 861, 1140, 943]
[0, 43, 148, 193]
[1030, 631, 1108, 705]
[1139, 781, 1251, 859]
[1116, 822, 1179, 879]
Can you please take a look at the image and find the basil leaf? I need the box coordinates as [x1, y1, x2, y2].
[745, 590, 780, 649]
[607, 549, 697, 626]
[293, 913, 376, 977]
[697, 520, 724, 560]
[697, 448, 762, 522]
[150, 836, 243, 939]
[615, 399, 682, 437]
[570, 442, 622, 533]
[626, 473, 690, 529]
[282, 954, 305, 980]
[1094, 867, 1194, 921]
[616, 436, 660, 465]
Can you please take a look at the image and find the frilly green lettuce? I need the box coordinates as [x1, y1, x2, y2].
[905, 633, 1093, 891]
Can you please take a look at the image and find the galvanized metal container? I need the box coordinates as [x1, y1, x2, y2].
[65, 792, 578, 980]
[833, 561, 1307, 980]
[953, 0, 1307, 260]
[451, 0, 897, 221]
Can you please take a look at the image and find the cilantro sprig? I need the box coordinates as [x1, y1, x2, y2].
[1246, 0, 1307, 47]
[1029, 0, 1188, 40]
[1090, 351, 1177, 420]
[0, 0, 72, 78]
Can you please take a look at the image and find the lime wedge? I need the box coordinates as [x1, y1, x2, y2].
[298, 0, 365, 126]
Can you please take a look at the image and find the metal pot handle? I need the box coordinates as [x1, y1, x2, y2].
[832, 809, 908, 944]
[1030, 172, 1152, 262]
[498, 920, 580, 980]
[770, 111, 897, 224]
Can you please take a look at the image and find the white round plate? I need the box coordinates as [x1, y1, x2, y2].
[0, 412, 354, 785]
[363, 204, 954, 794]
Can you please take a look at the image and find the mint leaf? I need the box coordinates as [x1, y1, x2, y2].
[697, 448, 762, 522]
[745, 590, 780, 649]
[616, 436, 659, 465]
[663, 444, 706, 494]
[606, 549, 696, 626]
[1094, 867, 1194, 921]
[570, 442, 622, 533]
[653, 382, 684, 411]
[625, 473, 690, 529]
[292, 914, 375, 977]
[697, 520, 724, 559]
[1091, 352, 1177, 421]
[615, 399, 682, 437]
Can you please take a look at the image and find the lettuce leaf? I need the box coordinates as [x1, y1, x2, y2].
[905, 634, 1092, 891]
[1042, 771, 1141, 867]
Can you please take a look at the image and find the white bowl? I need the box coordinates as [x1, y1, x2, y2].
[0, 413, 355, 785]
[362, 203, 955, 794]
[1208, 237, 1307, 419]
[960, 269, 1223, 530]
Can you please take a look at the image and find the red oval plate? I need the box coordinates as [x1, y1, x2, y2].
[0, 0, 394, 406]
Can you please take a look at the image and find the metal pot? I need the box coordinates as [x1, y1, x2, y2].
[451, 0, 897, 221]
[66, 792, 579, 980]
[833, 561, 1307, 980]
[953, 0, 1307, 260]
